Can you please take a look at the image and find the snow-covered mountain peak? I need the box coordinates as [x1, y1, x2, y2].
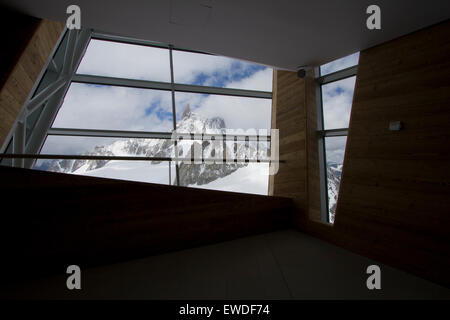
[177, 106, 226, 134]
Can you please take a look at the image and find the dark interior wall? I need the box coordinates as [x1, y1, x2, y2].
[272, 20, 450, 287]
[0, 8, 39, 90]
[0, 166, 293, 283]
[0, 8, 64, 146]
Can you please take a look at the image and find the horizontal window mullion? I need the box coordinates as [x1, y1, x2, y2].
[317, 128, 349, 137]
[91, 31, 214, 55]
[71, 74, 272, 99]
[48, 128, 173, 140]
[72, 74, 173, 91]
[0, 153, 277, 163]
[316, 65, 358, 85]
[91, 31, 170, 50]
[173, 83, 272, 99]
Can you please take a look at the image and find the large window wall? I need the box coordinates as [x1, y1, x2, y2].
[1, 29, 273, 195]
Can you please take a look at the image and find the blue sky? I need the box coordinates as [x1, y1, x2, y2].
[190, 64, 267, 87]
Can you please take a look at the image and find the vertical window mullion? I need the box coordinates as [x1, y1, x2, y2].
[169, 45, 180, 186]
[315, 67, 330, 223]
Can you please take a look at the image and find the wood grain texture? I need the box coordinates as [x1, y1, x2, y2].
[295, 21, 450, 287]
[0, 14, 64, 146]
[305, 70, 322, 222]
[270, 69, 322, 222]
[270, 70, 308, 216]
[271, 21, 450, 287]
[332, 20, 450, 287]
[0, 166, 293, 283]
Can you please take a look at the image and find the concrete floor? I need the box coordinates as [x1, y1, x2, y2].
[2, 229, 450, 299]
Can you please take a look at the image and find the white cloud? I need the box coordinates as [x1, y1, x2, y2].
[77, 39, 171, 82]
[322, 76, 356, 130]
[325, 136, 347, 164]
[78, 39, 272, 91]
[173, 50, 272, 91]
[225, 67, 273, 92]
[52, 83, 173, 132]
[173, 50, 232, 83]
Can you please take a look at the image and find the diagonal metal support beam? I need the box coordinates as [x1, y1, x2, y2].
[25, 77, 69, 113]
[61, 29, 78, 76]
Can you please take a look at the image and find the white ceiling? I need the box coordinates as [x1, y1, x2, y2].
[2, 0, 449, 70]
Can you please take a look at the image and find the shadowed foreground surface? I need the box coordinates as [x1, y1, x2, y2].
[2, 230, 450, 299]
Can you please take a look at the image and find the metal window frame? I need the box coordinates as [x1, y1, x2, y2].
[1, 28, 274, 188]
[315, 63, 358, 224]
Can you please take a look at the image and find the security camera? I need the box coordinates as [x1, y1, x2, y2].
[296, 66, 312, 79]
[297, 69, 307, 78]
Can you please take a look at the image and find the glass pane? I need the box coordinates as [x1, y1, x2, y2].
[51, 83, 173, 132]
[34, 135, 175, 185]
[322, 76, 356, 130]
[182, 162, 269, 195]
[76, 39, 171, 82]
[175, 92, 272, 133]
[320, 52, 359, 76]
[173, 50, 273, 91]
[325, 136, 347, 224]
[173, 134, 270, 194]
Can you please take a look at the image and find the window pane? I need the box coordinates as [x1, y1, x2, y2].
[320, 52, 359, 76]
[173, 50, 273, 91]
[174, 138, 270, 195]
[325, 136, 347, 224]
[322, 76, 356, 130]
[182, 162, 269, 195]
[175, 92, 272, 133]
[52, 83, 173, 132]
[76, 39, 171, 82]
[35, 135, 175, 185]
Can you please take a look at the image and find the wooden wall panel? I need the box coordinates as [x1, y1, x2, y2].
[271, 21, 450, 287]
[305, 71, 322, 221]
[0, 166, 293, 283]
[331, 20, 450, 287]
[0, 13, 64, 146]
[269, 69, 322, 222]
[270, 70, 307, 216]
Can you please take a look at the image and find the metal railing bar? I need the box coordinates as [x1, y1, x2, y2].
[0, 153, 283, 163]
[47, 128, 272, 142]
